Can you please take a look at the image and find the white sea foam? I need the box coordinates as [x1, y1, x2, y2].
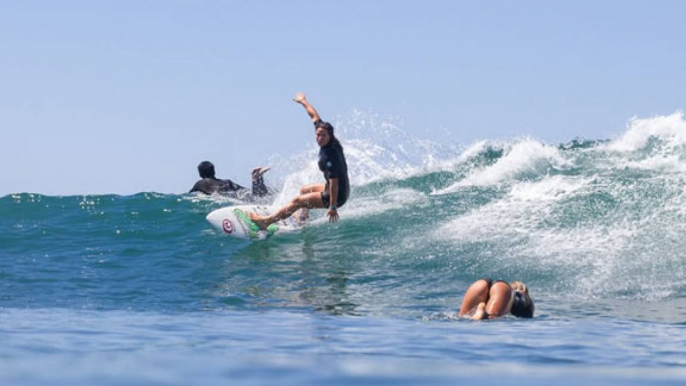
[340, 188, 427, 220]
[435, 120, 686, 298]
[600, 111, 686, 174]
[437, 174, 594, 244]
[604, 111, 686, 153]
[433, 138, 569, 195]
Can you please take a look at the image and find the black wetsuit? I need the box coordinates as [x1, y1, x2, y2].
[189, 175, 269, 199]
[318, 141, 349, 207]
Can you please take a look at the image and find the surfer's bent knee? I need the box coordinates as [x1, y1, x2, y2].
[291, 195, 308, 208]
[294, 194, 320, 210]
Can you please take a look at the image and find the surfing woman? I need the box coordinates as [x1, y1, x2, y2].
[459, 279, 535, 320]
[249, 92, 350, 229]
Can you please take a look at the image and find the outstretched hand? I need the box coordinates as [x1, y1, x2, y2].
[293, 92, 307, 104]
[327, 208, 339, 223]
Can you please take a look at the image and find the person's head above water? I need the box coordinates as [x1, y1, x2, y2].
[509, 281, 535, 318]
[314, 120, 343, 150]
[198, 161, 216, 179]
[315, 120, 334, 134]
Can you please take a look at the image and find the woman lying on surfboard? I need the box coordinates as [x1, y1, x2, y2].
[459, 279, 535, 320]
[249, 92, 350, 229]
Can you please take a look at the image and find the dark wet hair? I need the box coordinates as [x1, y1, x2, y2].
[315, 120, 343, 151]
[198, 161, 216, 179]
[510, 291, 534, 318]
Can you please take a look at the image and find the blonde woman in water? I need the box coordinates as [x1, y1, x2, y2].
[459, 279, 535, 320]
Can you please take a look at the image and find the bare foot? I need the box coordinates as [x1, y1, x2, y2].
[251, 166, 271, 177]
[248, 211, 271, 230]
[472, 302, 488, 320]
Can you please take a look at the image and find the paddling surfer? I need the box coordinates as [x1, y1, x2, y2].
[190, 161, 271, 199]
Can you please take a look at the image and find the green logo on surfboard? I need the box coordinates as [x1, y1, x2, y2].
[234, 209, 278, 239]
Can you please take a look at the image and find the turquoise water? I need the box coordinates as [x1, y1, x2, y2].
[3, 113, 686, 384]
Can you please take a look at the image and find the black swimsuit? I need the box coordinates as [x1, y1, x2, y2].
[483, 278, 508, 288]
[318, 141, 349, 207]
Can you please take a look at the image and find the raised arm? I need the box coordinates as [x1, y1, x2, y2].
[293, 92, 321, 123]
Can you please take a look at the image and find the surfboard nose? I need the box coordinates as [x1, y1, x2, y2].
[206, 208, 224, 229]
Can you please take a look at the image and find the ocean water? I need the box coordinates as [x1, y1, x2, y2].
[3, 112, 686, 385]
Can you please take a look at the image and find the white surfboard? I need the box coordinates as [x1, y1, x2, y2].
[206, 204, 304, 240]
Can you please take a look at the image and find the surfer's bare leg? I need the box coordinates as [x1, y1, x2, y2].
[472, 302, 488, 320]
[250, 191, 325, 229]
[484, 282, 514, 318]
[296, 184, 326, 222]
[459, 280, 490, 317]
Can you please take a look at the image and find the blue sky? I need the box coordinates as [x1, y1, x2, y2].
[1, 1, 684, 195]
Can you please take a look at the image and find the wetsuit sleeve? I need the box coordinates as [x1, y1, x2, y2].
[229, 180, 245, 191]
[218, 179, 245, 193]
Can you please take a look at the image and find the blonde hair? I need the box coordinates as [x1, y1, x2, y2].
[509, 281, 535, 318]
[510, 281, 528, 293]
